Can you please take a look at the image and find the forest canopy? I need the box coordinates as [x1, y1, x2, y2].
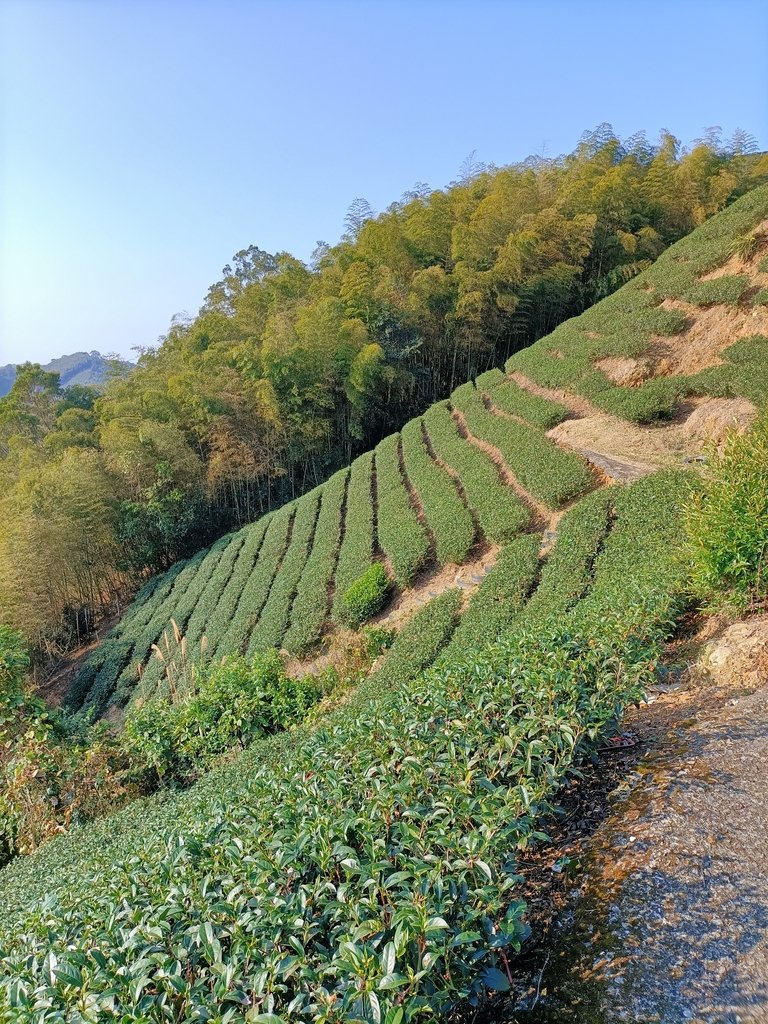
[2, 124, 766, 661]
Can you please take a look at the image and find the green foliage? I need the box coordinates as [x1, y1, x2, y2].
[482, 376, 569, 429]
[3, 144, 766, 662]
[508, 184, 768, 423]
[684, 415, 768, 608]
[183, 530, 246, 651]
[0, 608, 667, 1022]
[204, 516, 271, 657]
[0, 628, 31, 737]
[576, 470, 692, 626]
[439, 535, 539, 659]
[752, 287, 768, 305]
[283, 469, 349, 655]
[216, 506, 294, 660]
[332, 452, 376, 622]
[375, 434, 430, 586]
[0, 473, 691, 1020]
[680, 273, 751, 306]
[523, 489, 614, 622]
[247, 490, 321, 654]
[341, 563, 391, 626]
[368, 588, 462, 690]
[400, 417, 475, 565]
[423, 402, 529, 542]
[451, 382, 592, 506]
[66, 557, 192, 714]
[123, 651, 323, 785]
[133, 534, 235, 698]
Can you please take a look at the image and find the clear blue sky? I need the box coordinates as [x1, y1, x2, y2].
[1, 0, 766, 366]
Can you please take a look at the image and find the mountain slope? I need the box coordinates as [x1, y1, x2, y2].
[65, 184, 768, 720]
[2, 184, 768, 1021]
[0, 351, 133, 395]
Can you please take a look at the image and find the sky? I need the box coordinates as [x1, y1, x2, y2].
[1, 0, 767, 367]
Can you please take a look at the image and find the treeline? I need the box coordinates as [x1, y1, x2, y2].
[2, 125, 766, 661]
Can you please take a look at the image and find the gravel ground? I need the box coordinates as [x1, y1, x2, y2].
[502, 617, 768, 1024]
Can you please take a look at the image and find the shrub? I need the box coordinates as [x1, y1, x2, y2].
[684, 415, 768, 608]
[341, 563, 391, 625]
[123, 651, 323, 785]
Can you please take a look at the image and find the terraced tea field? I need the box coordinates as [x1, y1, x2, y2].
[66, 184, 768, 717]
[5, 183, 768, 1024]
[66, 373, 597, 715]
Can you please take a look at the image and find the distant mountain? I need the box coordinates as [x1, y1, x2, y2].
[0, 351, 134, 397]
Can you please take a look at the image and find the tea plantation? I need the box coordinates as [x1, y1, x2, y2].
[2, 184, 768, 1020]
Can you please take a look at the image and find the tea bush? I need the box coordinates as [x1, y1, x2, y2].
[522, 489, 614, 623]
[332, 452, 376, 622]
[341, 563, 390, 626]
[0, 607, 667, 1022]
[183, 530, 246, 650]
[400, 417, 475, 565]
[482, 376, 569, 430]
[204, 515, 271, 657]
[283, 469, 349, 655]
[451, 382, 592, 506]
[247, 490, 320, 654]
[215, 505, 294, 662]
[438, 535, 539, 660]
[375, 434, 430, 587]
[423, 402, 529, 542]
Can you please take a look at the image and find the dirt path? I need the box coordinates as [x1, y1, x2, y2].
[509, 616, 768, 1023]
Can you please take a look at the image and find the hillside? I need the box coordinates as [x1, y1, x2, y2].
[0, 350, 133, 396]
[64, 183, 768, 721]
[1, 184, 768, 1020]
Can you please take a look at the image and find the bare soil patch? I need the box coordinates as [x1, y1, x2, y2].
[594, 355, 652, 387]
[699, 218, 768, 282]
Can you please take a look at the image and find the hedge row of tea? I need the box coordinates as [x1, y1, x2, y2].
[508, 183, 768, 422]
[450, 381, 592, 507]
[68, 376, 578, 714]
[0, 473, 691, 1023]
